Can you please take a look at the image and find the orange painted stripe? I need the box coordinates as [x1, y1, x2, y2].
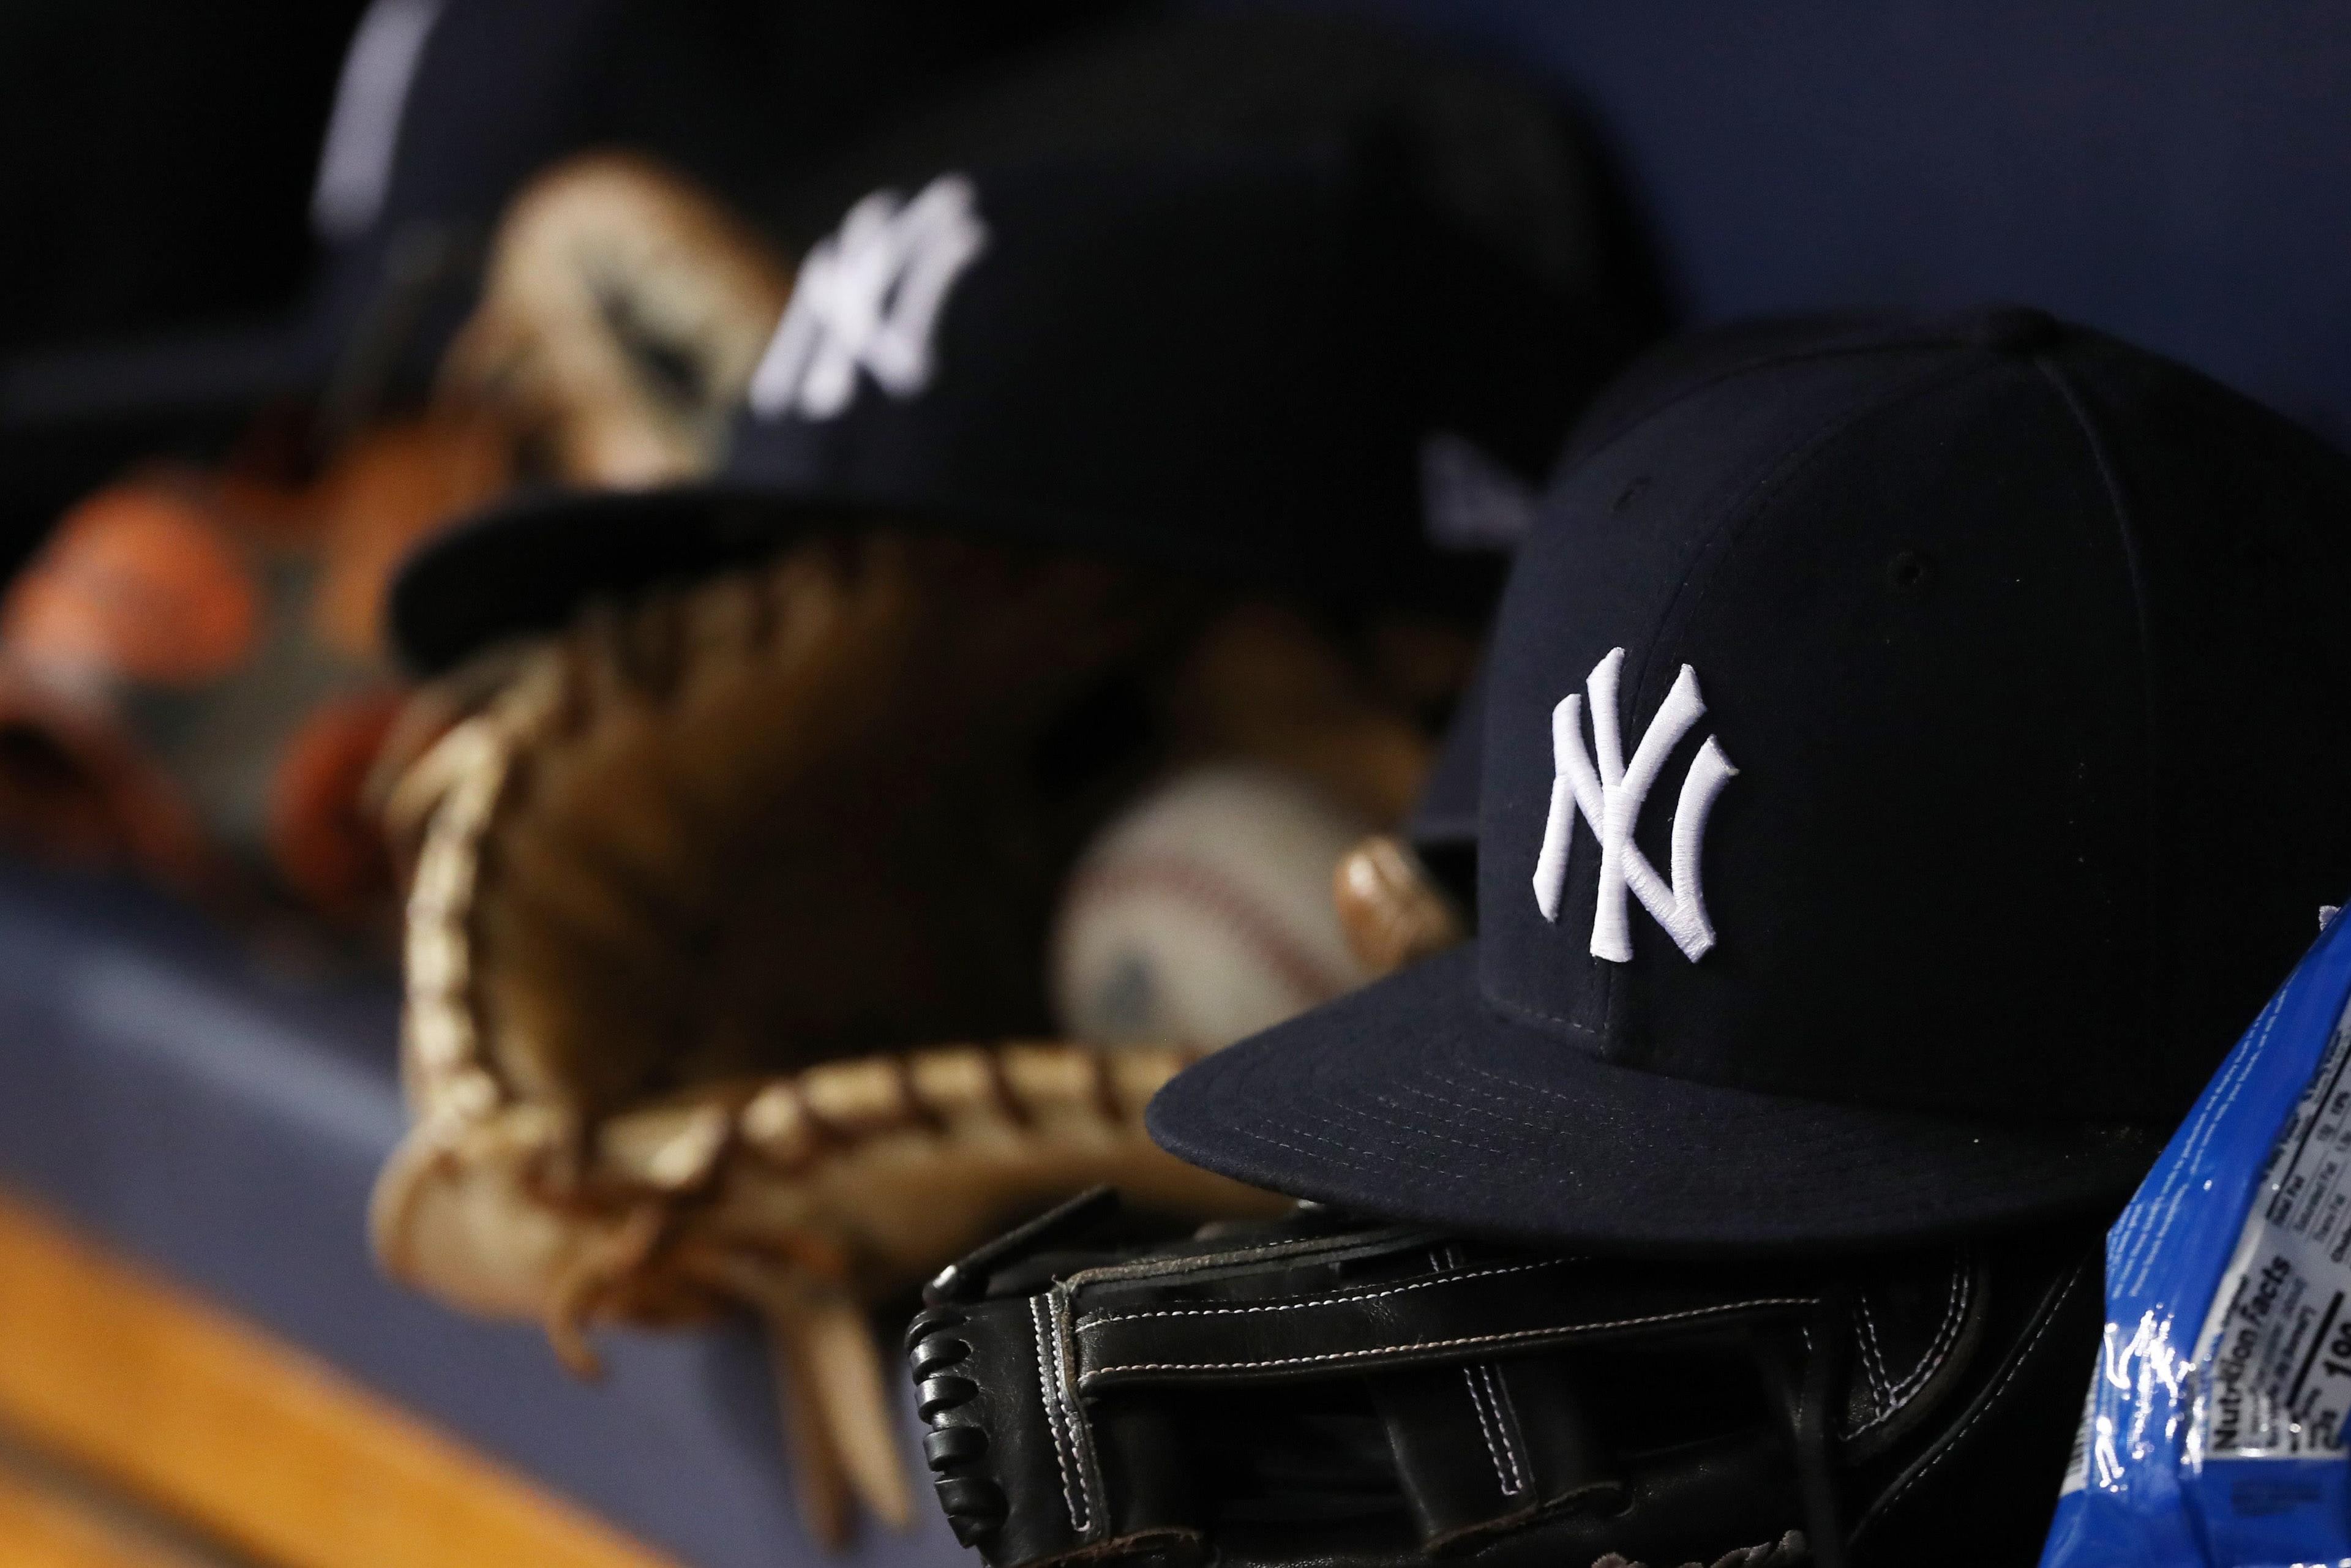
[0, 1461, 209, 1568]
[0, 1190, 680, 1568]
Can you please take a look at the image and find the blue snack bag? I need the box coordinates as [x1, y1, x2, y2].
[2042, 903, 2351, 1568]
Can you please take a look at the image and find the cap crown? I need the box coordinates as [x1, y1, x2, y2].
[1479, 313, 2351, 1127]
[718, 152, 1606, 606]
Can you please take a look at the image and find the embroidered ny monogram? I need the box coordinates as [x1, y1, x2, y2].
[749, 174, 990, 421]
[1532, 647, 1736, 962]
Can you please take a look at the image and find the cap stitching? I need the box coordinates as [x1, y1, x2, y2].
[1370, 1084, 1588, 1157]
[1452, 1056, 2074, 1142]
[1627, 352, 1996, 701]
[1393, 1076, 1618, 1142]
[2034, 354, 2163, 1049]
[1284, 1101, 1587, 1187]
[1565, 330, 1969, 474]
[1485, 978, 1603, 1037]
[1210, 1109, 2044, 1229]
[1284, 1092, 1892, 1191]
[1215, 1113, 1485, 1187]
[1188, 1026, 2145, 1229]
[1378, 1076, 1966, 1186]
[1329, 1090, 1545, 1163]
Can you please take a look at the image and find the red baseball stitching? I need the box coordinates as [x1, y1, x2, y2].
[1063, 852, 1352, 1008]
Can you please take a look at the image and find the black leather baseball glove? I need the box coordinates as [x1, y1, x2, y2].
[905, 1191, 2101, 1568]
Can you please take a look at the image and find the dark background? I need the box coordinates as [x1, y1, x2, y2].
[0, 1, 369, 357]
[0, 0, 1134, 361]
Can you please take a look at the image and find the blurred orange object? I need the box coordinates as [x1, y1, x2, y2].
[2, 479, 261, 688]
[0, 672, 225, 895]
[310, 408, 515, 662]
[0, 407, 519, 922]
[268, 689, 405, 921]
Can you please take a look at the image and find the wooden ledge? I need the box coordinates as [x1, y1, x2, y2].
[0, 1188, 681, 1568]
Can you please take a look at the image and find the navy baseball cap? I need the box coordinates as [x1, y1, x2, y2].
[1393, 321, 1851, 871]
[0, 0, 1141, 428]
[389, 149, 1616, 674]
[1150, 308, 2351, 1251]
[5, 0, 666, 425]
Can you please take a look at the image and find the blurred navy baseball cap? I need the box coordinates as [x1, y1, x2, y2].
[1404, 658, 1487, 859]
[1151, 307, 2351, 1251]
[0, 0, 1137, 429]
[389, 147, 1624, 673]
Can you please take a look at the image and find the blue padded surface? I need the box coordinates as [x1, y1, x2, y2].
[1357, 0, 2351, 448]
[0, 863, 966, 1568]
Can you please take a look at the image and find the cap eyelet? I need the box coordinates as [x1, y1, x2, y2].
[1886, 549, 1938, 598]
[1968, 306, 2059, 355]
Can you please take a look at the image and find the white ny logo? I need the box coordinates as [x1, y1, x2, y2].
[748, 174, 990, 421]
[1532, 648, 1737, 963]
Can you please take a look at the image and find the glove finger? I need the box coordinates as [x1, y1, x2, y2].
[800, 1291, 916, 1531]
[763, 1289, 863, 1548]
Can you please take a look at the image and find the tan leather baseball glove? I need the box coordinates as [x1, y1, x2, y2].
[441, 151, 794, 489]
[367, 529, 1468, 1542]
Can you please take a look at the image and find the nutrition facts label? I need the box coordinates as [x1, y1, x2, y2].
[2189, 986, 2351, 1459]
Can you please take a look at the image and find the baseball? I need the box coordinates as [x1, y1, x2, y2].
[1050, 763, 1379, 1051]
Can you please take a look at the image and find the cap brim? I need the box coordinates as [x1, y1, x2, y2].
[1147, 944, 2164, 1252]
[1, 316, 327, 427]
[388, 481, 790, 677]
[392, 468, 1505, 678]
[388, 479, 1217, 678]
